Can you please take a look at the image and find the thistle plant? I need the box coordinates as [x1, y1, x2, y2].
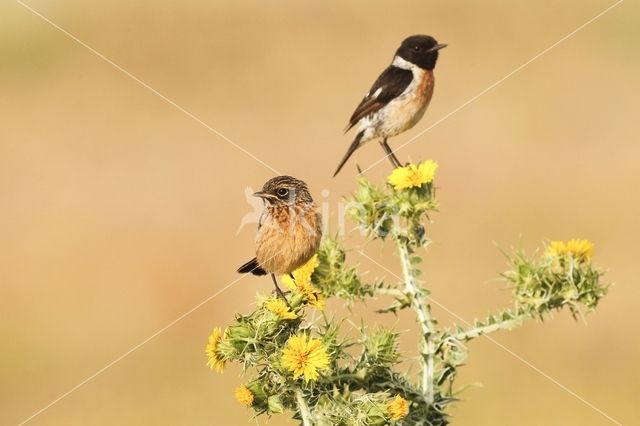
[206, 160, 608, 425]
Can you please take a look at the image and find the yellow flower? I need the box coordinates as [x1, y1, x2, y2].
[282, 255, 319, 289]
[546, 241, 567, 258]
[306, 290, 326, 310]
[264, 297, 298, 320]
[387, 160, 438, 190]
[281, 334, 329, 382]
[287, 277, 326, 310]
[282, 274, 297, 291]
[565, 238, 594, 260]
[282, 255, 324, 309]
[205, 327, 226, 372]
[546, 239, 594, 261]
[234, 384, 254, 406]
[387, 395, 409, 420]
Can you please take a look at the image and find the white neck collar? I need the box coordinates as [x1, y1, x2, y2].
[392, 55, 415, 70]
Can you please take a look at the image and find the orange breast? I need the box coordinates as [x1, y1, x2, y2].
[255, 204, 322, 275]
[419, 69, 435, 105]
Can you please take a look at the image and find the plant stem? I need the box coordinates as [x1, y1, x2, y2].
[397, 240, 435, 405]
[295, 389, 313, 426]
[454, 317, 524, 341]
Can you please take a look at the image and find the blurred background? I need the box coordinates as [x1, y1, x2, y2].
[1, 0, 638, 424]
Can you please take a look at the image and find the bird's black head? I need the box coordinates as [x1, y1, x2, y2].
[253, 175, 313, 206]
[396, 35, 446, 70]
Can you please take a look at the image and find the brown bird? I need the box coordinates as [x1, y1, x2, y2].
[237, 176, 322, 297]
[333, 35, 446, 176]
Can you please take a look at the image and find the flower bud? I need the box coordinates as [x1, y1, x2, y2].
[227, 323, 253, 340]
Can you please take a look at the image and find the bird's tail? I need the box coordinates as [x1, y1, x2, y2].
[237, 257, 267, 276]
[333, 131, 364, 177]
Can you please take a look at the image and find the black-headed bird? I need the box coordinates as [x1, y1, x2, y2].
[334, 35, 446, 176]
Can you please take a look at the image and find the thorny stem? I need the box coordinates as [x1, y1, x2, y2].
[397, 239, 435, 405]
[295, 389, 313, 426]
[454, 317, 525, 341]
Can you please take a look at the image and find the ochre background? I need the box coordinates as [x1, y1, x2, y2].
[1, 1, 638, 425]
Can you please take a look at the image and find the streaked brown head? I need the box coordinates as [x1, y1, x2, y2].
[253, 175, 314, 206]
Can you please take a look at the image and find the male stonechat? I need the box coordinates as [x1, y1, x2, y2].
[237, 176, 322, 297]
[333, 35, 447, 176]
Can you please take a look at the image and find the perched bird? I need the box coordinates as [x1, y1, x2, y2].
[333, 35, 447, 176]
[237, 176, 322, 297]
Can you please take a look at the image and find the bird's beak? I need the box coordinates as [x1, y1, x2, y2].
[253, 191, 276, 200]
[428, 43, 447, 52]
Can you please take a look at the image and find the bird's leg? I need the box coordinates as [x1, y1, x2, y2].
[379, 138, 402, 168]
[271, 273, 288, 301]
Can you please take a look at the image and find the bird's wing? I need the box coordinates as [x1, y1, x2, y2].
[345, 66, 413, 132]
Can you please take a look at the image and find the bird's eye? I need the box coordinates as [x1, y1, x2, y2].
[413, 46, 421, 52]
[276, 188, 289, 198]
